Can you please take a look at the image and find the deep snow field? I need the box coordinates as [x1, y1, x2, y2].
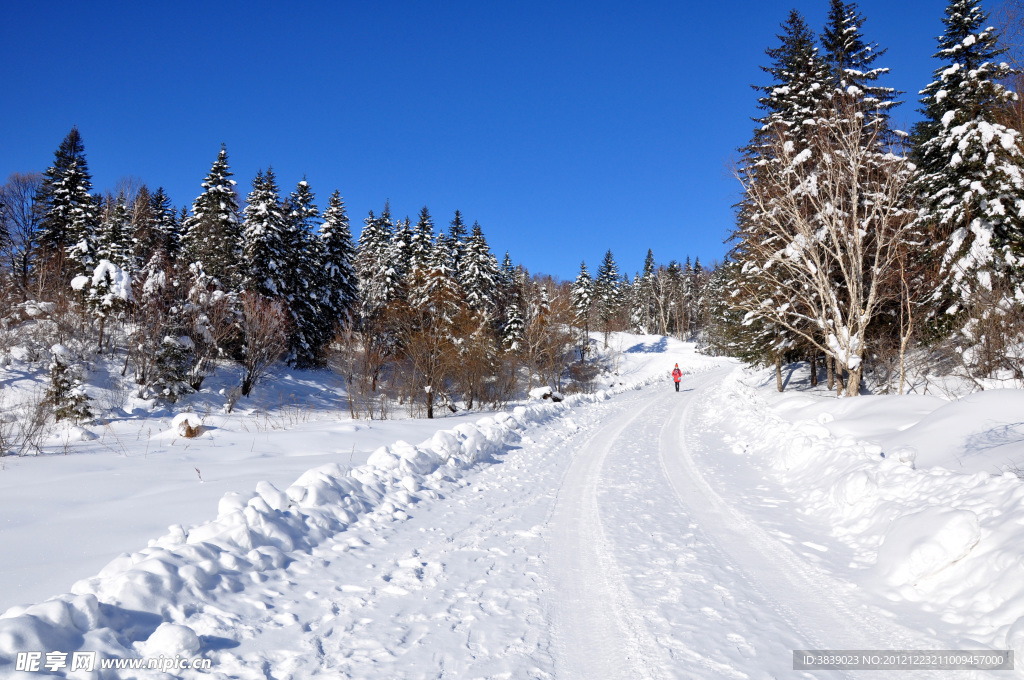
[0, 333, 1023, 678]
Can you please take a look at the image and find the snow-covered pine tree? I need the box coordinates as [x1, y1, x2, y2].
[241, 168, 290, 299]
[389, 215, 413, 287]
[408, 206, 435, 280]
[319, 191, 358, 326]
[71, 259, 133, 354]
[571, 261, 594, 360]
[181, 146, 243, 290]
[460, 222, 500, 315]
[148, 187, 181, 262]
[36, 127, 98, 277]
[448, 210, 469, 286]
[411, 231, 461, 318]
[911, 0, 1024, 331]
[502, 301, 525, 352]
[499, 252, 516, 290]
[570, 261, 594, 328]
[95, 194, 133, 273]
[283, 178, 326, 367]
[595, 249, 620, 347]
[821, 0, 896, 112]
[125, 186, 155, 273]
[636, 249, 657, 334]
[629, 273, 646, 334]
[45, 346, 93, 424]
[495, 251, 518, 310]
[728, 10, 830, 369]
[145, 333, 192, 404]
[129, 241, 193, 403]
[356, 203, 400, 320]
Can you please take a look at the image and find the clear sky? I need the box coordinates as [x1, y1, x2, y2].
[1, 0, 950, 280]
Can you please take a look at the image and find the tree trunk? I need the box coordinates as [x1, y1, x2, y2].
[827, 356, 835, 391]
[426, 389, 434, 419]
[775, 355, 784, 392]
[845, 365, 862, 397]
[809, 352, 818, 387]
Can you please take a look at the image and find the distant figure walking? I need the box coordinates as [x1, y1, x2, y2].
[672, 364, 682, 392]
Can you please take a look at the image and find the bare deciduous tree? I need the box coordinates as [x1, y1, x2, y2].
[0, 172, 43, 299]
[238, 292, 289, 397]
[733, 99, 916, 396]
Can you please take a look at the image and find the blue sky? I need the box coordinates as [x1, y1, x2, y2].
[2, 0, 947, 280]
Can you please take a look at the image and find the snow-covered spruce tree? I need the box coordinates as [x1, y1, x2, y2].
[499, 251, 516, 291]
[137, 187, 180, 265]
[241, 168, 290, 299]
[821, 0, 897, 112]
[447, 210, 469, 286]
[181, 146, 243, 290]
[570, 261, 594, 359]
[71, 259, 134, 354]
[493, 251, 518, 329]
[629, 273, 646, 334]
[408, 206, 435, 279]
[447, 222, 500, 409]
[594, 249, 621, 347]
[149, 336, 192, 403]
[389, 215, 413, 288]
[95, 195, 134, 273]
[410, 231, 461, 315]
[128, 249, 192, 403]
[36, 127, 98, 278]
[356, 203, 402, 321]
[636, 249, 657, 335]
[911, 0, 1024, 337]
[689, 257, 707, 336]
[502, 301, 525, 352]
[460, 222, 500, 315]
[728, 10, 832, 375]
[354, 203, 403, 391]
[45, 345, 92, 423]
[283, 178, 327, 367]
[318, 191, 358, 326]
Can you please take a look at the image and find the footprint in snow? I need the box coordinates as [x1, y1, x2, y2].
[700, 606, 724, 620]
[726, 632, 757, 657]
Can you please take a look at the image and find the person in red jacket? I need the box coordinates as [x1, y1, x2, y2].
[671, 363, 682, 391]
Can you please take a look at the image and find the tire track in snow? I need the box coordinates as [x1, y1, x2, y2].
[547, 391, 673, 680]
[658, 370, 947, 680]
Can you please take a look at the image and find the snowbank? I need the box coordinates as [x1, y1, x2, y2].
[710, 367, 1024, 655]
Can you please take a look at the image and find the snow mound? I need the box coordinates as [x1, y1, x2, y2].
[529, 386, 563, 402]
[172, 413, 203, 438]
[831, 470, 877, 507]
[875, 507, 981, 587]
[138, 622, 201, 657]
[59, 426, 97, 444]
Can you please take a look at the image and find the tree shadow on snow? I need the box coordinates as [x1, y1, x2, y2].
[624, 337, 668, 354]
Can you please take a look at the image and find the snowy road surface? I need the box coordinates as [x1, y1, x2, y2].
[546, 370, 943, 679]
[0, 359, 993, 678]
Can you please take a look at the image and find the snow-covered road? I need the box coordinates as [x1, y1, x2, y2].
[3, 352, 1005, 678]
[547, 369, 946, 679]
[170, 369, 940, 678]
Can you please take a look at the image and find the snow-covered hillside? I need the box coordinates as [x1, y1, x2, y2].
[1, 333, 1023, 678]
